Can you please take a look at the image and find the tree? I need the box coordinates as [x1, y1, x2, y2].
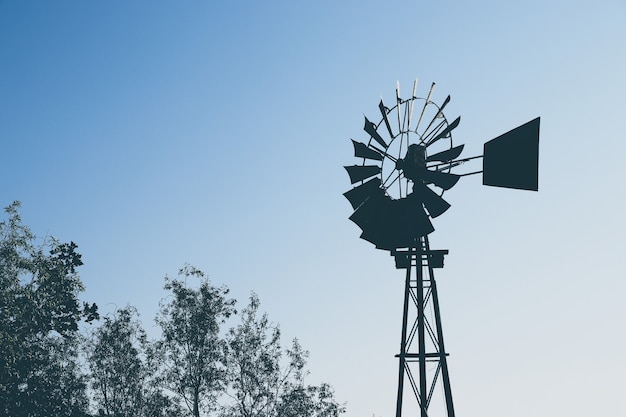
[220, 293, 282, 417]
[88, 307, 146, 416]
[152, 265, 236, 417]
[0, 202, 345, 416]
[87, 306, 182, 417]
[221, 293, 345, 417]
[0, 201, 98, 416]
[275, 341, 345, 417]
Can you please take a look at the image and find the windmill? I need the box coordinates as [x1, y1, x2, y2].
[343, 80, 539, 417]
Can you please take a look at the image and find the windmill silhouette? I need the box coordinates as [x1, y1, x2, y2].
[343, 80, 540, 417]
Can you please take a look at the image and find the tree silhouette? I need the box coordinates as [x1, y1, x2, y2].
[221, 293, 345, 417]
[1, 204, 344, 416]
[0, 201, 98, 416]
[152, 265, 236, 417]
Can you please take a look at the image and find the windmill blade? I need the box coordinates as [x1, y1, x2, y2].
[358, 197, 434, 250]
[364, 116, 388, 148]
[357, 199, 396, 250]
[352, 140, 384, 161]
[344, 165, 381, 184]
[379, 100, 394, 138]
[415, 184, 451, 218]
[426, 144, 465, 162]
[399, 196, 435, 243]
[425, 116, 461, 147]
[343, 177, 383, 209]
[438, 95, 451, 114]
[422, 95, 451, 137]
[407, 79, 418, 128]
[421, 169, 460, 190]
[348, 191, 387, 230]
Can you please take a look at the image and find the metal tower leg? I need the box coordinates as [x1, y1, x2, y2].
[395, 249, 412, 417]
[394, 236, 455, 417]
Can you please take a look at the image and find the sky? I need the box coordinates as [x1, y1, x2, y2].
[1, 1, 626, 416]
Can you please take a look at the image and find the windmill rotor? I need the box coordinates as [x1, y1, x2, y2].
[344, 82, 461, 250]
[344, 82, 541, 251]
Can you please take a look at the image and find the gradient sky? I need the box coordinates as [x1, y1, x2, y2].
[2, 1, 626, 416]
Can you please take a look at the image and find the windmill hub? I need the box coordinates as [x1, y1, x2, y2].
[396, 144, 427, 183]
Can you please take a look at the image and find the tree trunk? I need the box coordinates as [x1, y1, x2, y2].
[193, 386, 200, 417]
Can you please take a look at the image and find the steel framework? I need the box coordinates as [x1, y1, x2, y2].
[393, 235, 454, 417]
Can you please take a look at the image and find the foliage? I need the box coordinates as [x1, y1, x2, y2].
[87, 306, 182, 417]
[0, 202, 344, 416]
[220, 293, 282, 417]
[0, 201, 98, 416]
[221, 293, 345, 417]
[88, 307, 145, 416]
[152, 264, 236, 417]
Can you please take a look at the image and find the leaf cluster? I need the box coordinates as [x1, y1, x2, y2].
[0, 201, 98, 416]
[220, 293, 346, 417]
[152, 265, 236, 417]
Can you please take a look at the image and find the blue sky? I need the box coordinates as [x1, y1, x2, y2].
[2, 1, 626, 416]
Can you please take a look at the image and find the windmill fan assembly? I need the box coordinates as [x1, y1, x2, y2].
[344, 80, 539, 254]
